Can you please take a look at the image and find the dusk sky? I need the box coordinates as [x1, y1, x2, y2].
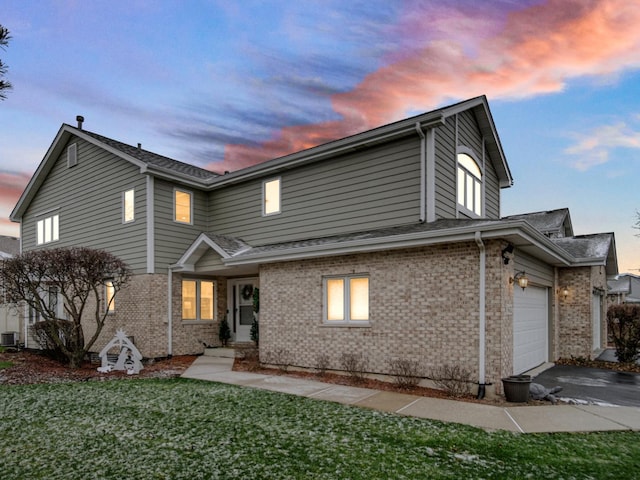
[1, 0, 639, 272]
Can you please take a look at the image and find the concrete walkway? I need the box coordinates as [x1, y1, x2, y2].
[181, 356, 640, 433]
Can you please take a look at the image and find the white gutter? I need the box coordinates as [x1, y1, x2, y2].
[415, 123, 426, 222]
[224, 220, 575, 266]
[474, 231, 486, 396]
[167, 267, 173, 356]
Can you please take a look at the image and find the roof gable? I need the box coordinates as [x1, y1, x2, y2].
[11, 124, 218, 221]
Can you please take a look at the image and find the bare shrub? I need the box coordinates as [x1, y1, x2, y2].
[607, 304, 640, 363]
[315, 353, 330, 377]
[264, 348, 292, 372]
[340, 353, 368, 383]
[430, 364, 473, 397]
[242, 346, 260, 371]
[388, 358, 423, 389]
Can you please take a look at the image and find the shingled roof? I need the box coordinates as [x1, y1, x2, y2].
[79, 129, 219, 181]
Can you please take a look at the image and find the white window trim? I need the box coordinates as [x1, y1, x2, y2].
[36, 213, 60, 245]
[322, 274, 370, 325]
[181, 278, 217, 323]
[262, 177, 281, 216]
[123, 189, 135, 224]
[456, 148, 483, 218]
[173, 188, 194, 225]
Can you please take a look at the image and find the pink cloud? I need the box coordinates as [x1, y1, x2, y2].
[0, 172, 30, 206]
[213, 0, 640, 173]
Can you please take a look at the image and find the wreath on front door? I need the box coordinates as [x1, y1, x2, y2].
[241, 285, 254, 301]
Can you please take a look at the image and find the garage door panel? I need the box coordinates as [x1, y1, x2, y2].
[513, 286, 548, 374]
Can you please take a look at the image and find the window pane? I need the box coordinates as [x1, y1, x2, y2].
[326, 278, 344, 321]
[239, 306, 254, 325]
[457, 168, 465, 206]
[264, 179, 281, 215]
[37, 220, 44, 245]
[106, 281, 115, 313]
[466, 175, 474, 210]
[474, 179, 481, 216]
[175, 190, 191, 223]
[44, 217, 52, 243]
[200, 281, 214, 320]
[124, 189, 135, 222]
[52, 215, 59, 241]
[457, 153, 481, 178]
[350, 278, 369, 320]
[182, 280, 197, 319]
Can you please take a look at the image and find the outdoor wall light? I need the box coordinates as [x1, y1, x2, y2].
[501, 243, 514, 265]
[561, 286, 569, 299]
[510, 271, 529, 290]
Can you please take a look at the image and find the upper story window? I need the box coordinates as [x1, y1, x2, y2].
[457, 152, 482, 217]
[324, 275, 369, 324]
[174, 189, 193, 224]
[123, 189, 135, 223]
[182, 279, 216, 322]
[37, 214, 59, 245]
[263, 178, 281, 216]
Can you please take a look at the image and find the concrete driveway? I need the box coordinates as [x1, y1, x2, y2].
[534, 361, 640, 407]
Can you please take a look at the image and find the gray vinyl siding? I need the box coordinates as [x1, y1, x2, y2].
[209, 136, 422, 245]
[514, 252, 554, 287]
[21, 137, 148, 272]
[195, 249, 225, 272]
[153, 179, 208, 270]
[433, 112, 501, 220]
[434, 117, 457, 219]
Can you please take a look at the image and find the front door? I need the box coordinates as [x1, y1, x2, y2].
[229, 278, 258, 342]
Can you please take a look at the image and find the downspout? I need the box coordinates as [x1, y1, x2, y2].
[167, 267, 173, 357]
[474, 231, 487, 399]
[415, 123, 426, 222]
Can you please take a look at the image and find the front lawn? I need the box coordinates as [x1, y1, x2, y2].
[0, 378, 638, 479]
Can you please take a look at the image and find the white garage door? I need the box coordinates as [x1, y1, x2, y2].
[513, 286, 548, 374]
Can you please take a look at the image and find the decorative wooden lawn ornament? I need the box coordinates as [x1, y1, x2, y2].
[97, 329, 144, 374]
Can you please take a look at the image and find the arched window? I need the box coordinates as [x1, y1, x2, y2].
[457, 152, 482, 216]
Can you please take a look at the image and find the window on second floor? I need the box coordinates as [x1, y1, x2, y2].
[123, 189, 135, 223]
[174, 189, 193, 224]
[263, 178, 281, 215]
[37, 214, 59, 245]
[457, 152, 482, 217]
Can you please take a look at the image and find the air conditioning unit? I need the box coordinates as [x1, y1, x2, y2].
[1, 332, 18, 347]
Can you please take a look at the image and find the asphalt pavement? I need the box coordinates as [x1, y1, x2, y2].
[533, 350, 640, 407]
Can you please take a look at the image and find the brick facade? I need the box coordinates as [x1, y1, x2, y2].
[557, 266, 607, 359]
[83, 272, 226, 359]
[260, 240, 515, 389]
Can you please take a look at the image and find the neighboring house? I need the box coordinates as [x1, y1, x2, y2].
[10, 96, 618, 395]
[607, 274, 640, 304]
[0, 235, 21, 346]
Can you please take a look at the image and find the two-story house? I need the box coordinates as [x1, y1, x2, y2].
[10, 96, 617, 395]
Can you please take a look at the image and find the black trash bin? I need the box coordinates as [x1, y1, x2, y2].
[502, 375, 532, 402]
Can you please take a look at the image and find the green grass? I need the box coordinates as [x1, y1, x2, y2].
[0, 379, 638, 479]
[0, 360, 12, 369]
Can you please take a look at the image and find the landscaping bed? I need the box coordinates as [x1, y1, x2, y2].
[0, 349, 195, 385]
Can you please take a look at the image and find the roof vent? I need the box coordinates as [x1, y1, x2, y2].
[137, 143, 142, 151]
[76, 115, 84, 129]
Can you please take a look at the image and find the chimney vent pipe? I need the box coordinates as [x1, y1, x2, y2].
[137, 143, 142, 151]
[76, 115, 84, 129]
